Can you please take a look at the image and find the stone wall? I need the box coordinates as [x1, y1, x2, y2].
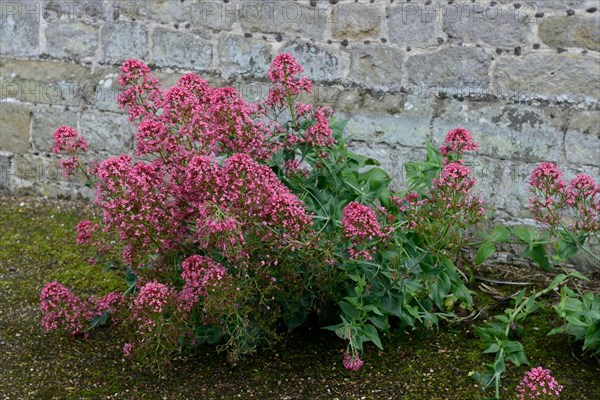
[1, 0, 599, 225]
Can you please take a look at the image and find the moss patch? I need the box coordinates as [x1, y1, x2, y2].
[1, 195, 598, 399]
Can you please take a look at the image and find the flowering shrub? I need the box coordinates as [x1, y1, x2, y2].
[41, 54, 488, 371]
[516, 367, 563, 400]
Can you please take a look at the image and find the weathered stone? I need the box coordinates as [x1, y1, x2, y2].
[539, 16, 600, 52]
[495, 160, 540, 218]
[0, 151, 12, 190]
[152, 28, 212, 70]
[31, 106, 78, 153]
[491, 0, 588, 14]
[404, 47, 493, 94]
[280, 41, 350, 82]
[348, 45, 403, 91]
[432, 101, 564, 162]
[79, 110, 134, 154]
[0, 59, 115, 107]
[104, 0, 146, 22]
[334, 89, 408, 115]
[565, 130, 600, 166]
[42, 0, 109, 25]
[45, 22, 98, 59]
[568, 108, 600, 135]
[93, 71, 124, 112]
[443, 5, 533, 47]
[12, 153, 62, 184]
[494, 53, 600, 105]
[189, 1, 236, 31]
[565, 110, 600, 166]
[0, 1, 40, 56]
[344, 104, 432, 149]
[218, 34, 272, 79]
[331, 3, 382, 40]
[387, 4, 440, 47]
[0, 102, 31, 152]
[468, 156, 505, 204]
[145, 0, 190, 24]
[101, 22, 148, 64]
[238, 1, 328, 40]
[11, 153, 94, 199]
[0, 58, 99, 83]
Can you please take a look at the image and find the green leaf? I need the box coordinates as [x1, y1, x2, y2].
[568, 270, 590, 282]
[548, 274, 568, 290]
[583, 321, 600, 353]
[88, 310, 109, 329]
[363, 324, 383, 350]
[530, 244, 551, 271]
[511, 226, 534, 244]
[426, 143, 443, 165]
[557, 237, 580, 261]
[483, 343, 501, 354]
[124, 266, 138, 296]
[475, 242, 496, 265]
[493, 357, 505, 374]
[195, 326, 224, 345]
[339, 300, 360, 320]
[369, 315, 390, 336]
[357, 167, 392, 191]
[492, 226, 511, 242]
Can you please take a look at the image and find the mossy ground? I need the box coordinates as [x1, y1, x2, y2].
[1, 195, 598, 400]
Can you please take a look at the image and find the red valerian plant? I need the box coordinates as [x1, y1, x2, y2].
[42, 54, 337, 366]
[42, 54, 487, 371]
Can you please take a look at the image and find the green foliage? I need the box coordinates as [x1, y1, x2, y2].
[403, 143, 443, 194]
[549, 286, 600, 355]
[473, 211, 599, 398]
[294, 133, 478, 358]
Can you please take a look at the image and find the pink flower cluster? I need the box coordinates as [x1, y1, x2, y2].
[180, 255, 227, 309]
[52, 126, 89, 154]
[516, 367, 563, 399]
[566, 174, 600, 233]
[266, 53, 312, 108]
[91, 292, 124, 317]
[40, 282, 89, 336]
[342, 202, 386, 241]
[342, 202, 388, 260]
[76, 220, 99, 245]
[40, 282, 123, 336]
[342, 351, 364, 371]
[410, 162, 484, 229]
[119, 65, 277, 162]
[130, 281, 176, 333]
[52, 126, 89, 176]
[301, 106, 335, 148]
[264, 54, 335, 151]
[398, 151, 485, 252]
[117, 59, 162, 122]
[529, 162, 566, 193]
[528, 163, 599, 233]
[440, 127, 478, 157]
[177, 153, 314, 265]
